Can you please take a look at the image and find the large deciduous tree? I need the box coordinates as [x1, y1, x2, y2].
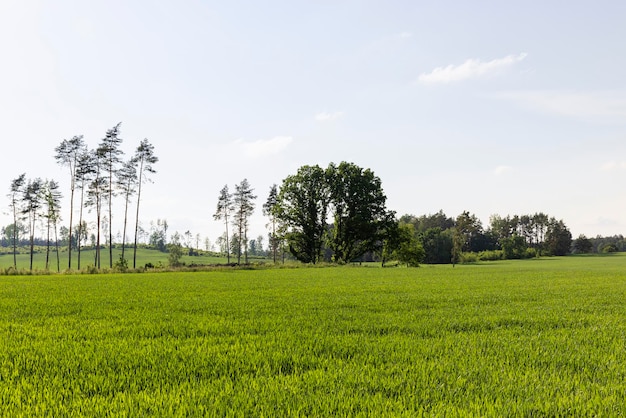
[326, 162, 393, 263]
[132, 139, 158, 268]
[214, 185, 234, 264]
[275, 165, 330, 264]
[54, 135, 86, 269]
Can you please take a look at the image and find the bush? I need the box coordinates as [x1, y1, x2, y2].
[477, 250, 504, 261]
[602, 244, 619, 253]
[524, 248, 538, 259]
[459, 252, 478, 263]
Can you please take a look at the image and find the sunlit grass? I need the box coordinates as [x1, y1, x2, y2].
[0, 247, 263, 271]
[1, 255, 625, 415]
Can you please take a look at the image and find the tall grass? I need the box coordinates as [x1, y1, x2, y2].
[1, 255, 625, 415]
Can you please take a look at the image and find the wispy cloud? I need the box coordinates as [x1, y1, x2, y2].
[601, 161, 626, 171]
[233, 136, 293, 158]
[315, 111, 344, 121]
[495, 91, 626, 124]
[417, 53, 527, 85]
[494, 165, 513, 176]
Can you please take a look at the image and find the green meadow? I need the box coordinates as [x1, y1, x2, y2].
[0, 247, 245, 272]
[1, 255, 625, 415]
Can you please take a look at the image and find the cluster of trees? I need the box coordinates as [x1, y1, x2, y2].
[4, 123, 157, 271]
[214, 162, 411, 265]
[398, 211, 573, 263]
[213, 179, 257, 264]
[572, 234, 626, 254]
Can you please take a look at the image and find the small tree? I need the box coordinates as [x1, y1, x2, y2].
[132, 139, 158, 268]
[117, 159, 137, 265]
[42, 180, 62, 271]
[8, 174, 26, 269]
[168, 232, 184, 267]
[54, 135, 86, 269]
[263, 184, 280, 263]
[98, 123, 125, 267]
[21, 178, 44, 271]
[382, 222, 424, 267]
[75, 150, 95, 269]
[233, 179, 256, 264]
[214, 185, 234, 263]
[573, 234, 593, 254]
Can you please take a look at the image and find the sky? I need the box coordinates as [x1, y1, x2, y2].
[1, 0, 626, 248]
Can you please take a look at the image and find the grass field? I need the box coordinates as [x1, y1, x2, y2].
[1, 255, 625, 415]
[0, 247, 257, 272]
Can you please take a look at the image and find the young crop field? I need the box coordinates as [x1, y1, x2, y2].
[0, 247, 247, 272]
[1, 255, 625, 415]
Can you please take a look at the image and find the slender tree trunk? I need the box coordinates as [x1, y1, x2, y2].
[77, 188, 84, 270]
[45, 217, 51, 270]
[108, 171, 113, 268]
[133, 161, 144, 269]
[29, 214, 35, 271]
[272, 218, 277, 264]
[54, 222, 60, 272]
[96, 199, 101, 269]
[12, 206, 18, 269]
[68, 171, 75, 270]
[224, 214, 230, 264]
[121, 187, 130, 264]
[244, 222, 248, 264]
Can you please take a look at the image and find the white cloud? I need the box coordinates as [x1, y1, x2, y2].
[601, 161, 626, 171]
[233, 136, 293, 158]
[494, 165, 513, 176]
[417, 53, 527, 85]
[315, 111, 344, 121]
[398, 31, 412, 39]
[495, 91, 626, 124]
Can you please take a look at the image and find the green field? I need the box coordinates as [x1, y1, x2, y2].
[0, 247, 257, 272]
[1, 255, 625, 415]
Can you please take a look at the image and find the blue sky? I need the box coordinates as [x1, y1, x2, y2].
[2, 0, 626, 246]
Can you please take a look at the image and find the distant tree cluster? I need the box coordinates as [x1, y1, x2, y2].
[398, 211, 573, 263]
[573, 234, 626, 254]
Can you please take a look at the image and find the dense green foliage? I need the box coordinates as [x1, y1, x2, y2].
[275, 165, 330, 264]
[1, 256, 626, 415]
[275, 162, 395, 264]
[400, 211, 574, 263]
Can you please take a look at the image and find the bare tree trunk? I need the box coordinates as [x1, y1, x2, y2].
[133, 163, 143, 269]
[45, 216, 51, 270]
[54, 222, 60, 272]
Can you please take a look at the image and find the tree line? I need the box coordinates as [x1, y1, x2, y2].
[213, 162, 583, 266]
[398, 211, 573, 264]
[4, 123, 157, 271]
[6, 147, 614, 270]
